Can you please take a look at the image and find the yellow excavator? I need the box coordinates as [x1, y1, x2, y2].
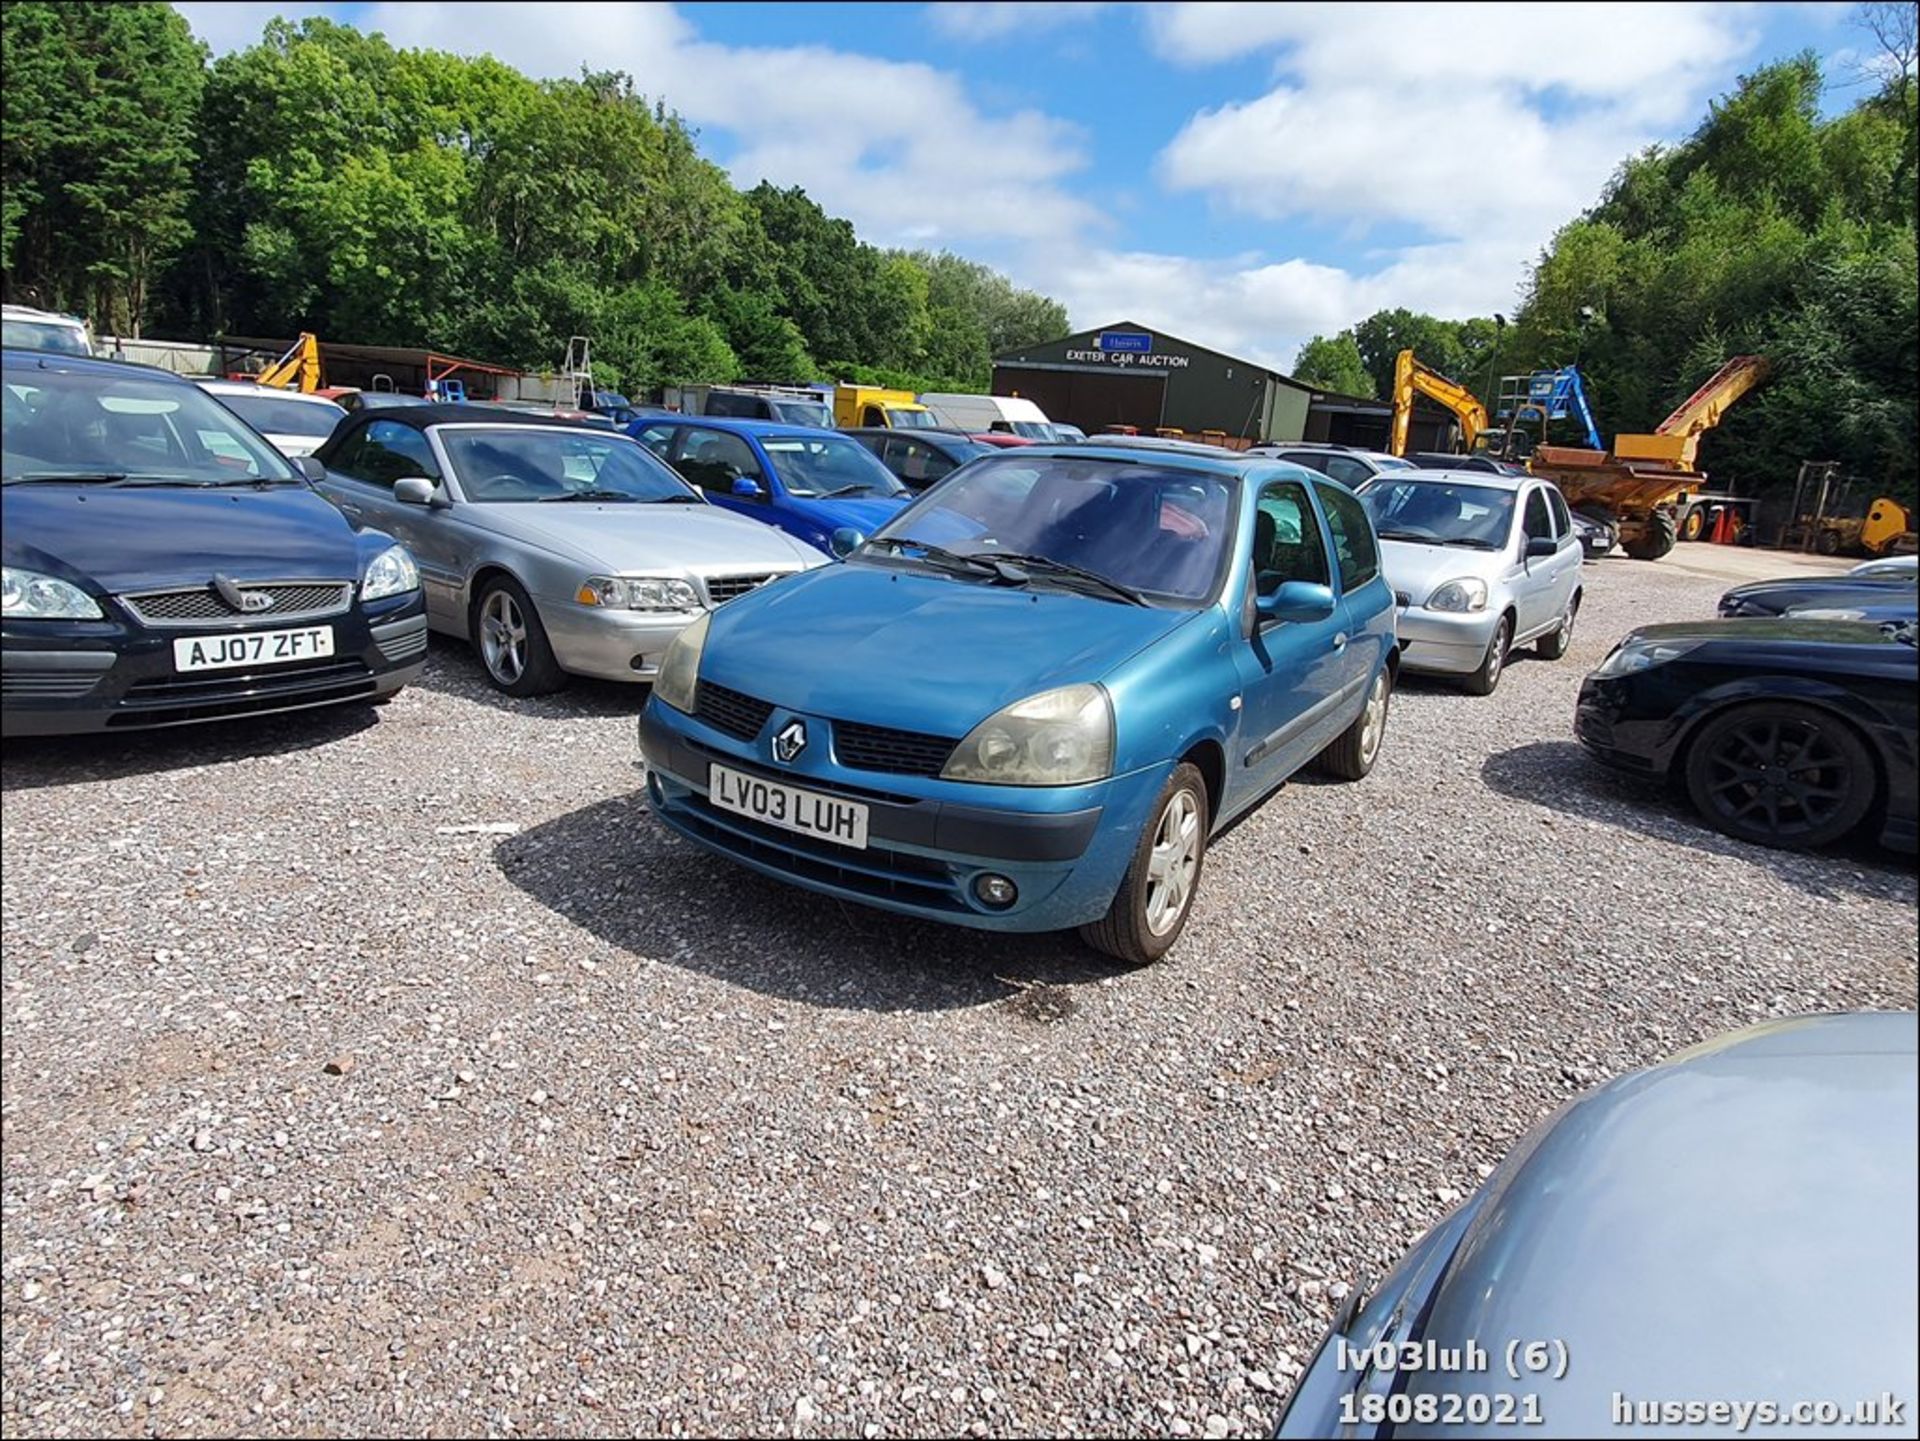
[1390, 348, 1771, 560]
[252, 332, 324, 391]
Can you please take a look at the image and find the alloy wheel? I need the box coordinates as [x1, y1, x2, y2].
[480, 590, 527, 686]
[1700, 716, 1854, 840]
[1143, 788, 1202, 937]
[1358, 672, 1388, 766]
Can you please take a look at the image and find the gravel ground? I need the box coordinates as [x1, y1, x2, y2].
[3, 549, 1915, 1438]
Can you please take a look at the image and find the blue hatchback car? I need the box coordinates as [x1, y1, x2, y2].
[639, 443, 1397, 963]
[628, 415, 911, 555]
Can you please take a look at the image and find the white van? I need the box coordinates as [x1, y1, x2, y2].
[917, 392, 1057, 440]
[2, 304, 95, 357]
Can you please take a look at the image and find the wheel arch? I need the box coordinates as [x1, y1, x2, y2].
[1179, 738, 1226, 825]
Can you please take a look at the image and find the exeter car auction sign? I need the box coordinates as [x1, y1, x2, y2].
[1066, 331, 1192, 369]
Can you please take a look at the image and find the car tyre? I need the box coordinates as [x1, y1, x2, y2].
[1624, 508, 1678, 561]
[1080, 762, 1209, 966]
[1315, 664, 1391, 780]
[1462, 614, 1511, 696]
[1536, 591, 1580, 660]
[1680, 506, 1706, 542]
[1683, 702, 1876, 850]
[472, 576, 566, 697]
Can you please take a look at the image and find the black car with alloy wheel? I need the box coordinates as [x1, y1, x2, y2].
[2, 350, 427, 737]
[1575, 617, 1918, 852]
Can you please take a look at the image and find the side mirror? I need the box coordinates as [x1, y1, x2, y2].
[393, 476, 441, 507]
[828, 527, 864, 559]
[1257, 580, 1337, 624]
[731, 476, 766, 499]
[1525, 535, 1556, 559]
[296, 455, 326, 483]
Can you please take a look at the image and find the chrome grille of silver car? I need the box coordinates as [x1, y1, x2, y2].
[118, 581, 354, 627]
[704, 573, 779, 605]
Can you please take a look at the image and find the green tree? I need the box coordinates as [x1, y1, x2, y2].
[1289, 333, 1374, 397]
[1, 1, 205, 335]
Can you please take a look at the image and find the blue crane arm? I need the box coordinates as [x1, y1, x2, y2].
[1564, 366, 1603, 451]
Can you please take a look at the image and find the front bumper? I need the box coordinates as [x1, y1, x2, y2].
[540, 601, 701, 683]
[638, 698, 1167, 932]
[1393, 604, 1502, 675]
[1, 592, 425, 737]
[1572, 673, 1668, 776]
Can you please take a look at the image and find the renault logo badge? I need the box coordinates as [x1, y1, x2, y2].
[772, 719, 807, 764]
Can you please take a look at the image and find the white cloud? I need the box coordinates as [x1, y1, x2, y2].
[924, 2, 1111, 41]
[172, 1, 335, 55]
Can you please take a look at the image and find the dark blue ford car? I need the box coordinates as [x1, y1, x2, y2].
[2, 350, 427, 736]
[639, 444, 1398, 964]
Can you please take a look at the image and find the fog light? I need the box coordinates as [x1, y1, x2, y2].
[630, 654, 651, 672]
[647, 774, 664, 803]
[974, 873, 1018, 908]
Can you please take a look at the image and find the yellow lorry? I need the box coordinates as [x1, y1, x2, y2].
[833, 384, 936, 429]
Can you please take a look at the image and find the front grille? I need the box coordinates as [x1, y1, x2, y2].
[119, 581, 353, 627]
[705, 573, 778, 605]
[110, 660, 373, 728]
[695, 680, 775, 742]
[834, 719, 957, 777]
[1, 671, 103, 700]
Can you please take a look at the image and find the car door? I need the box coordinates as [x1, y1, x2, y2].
[1312, 479, 1388, 699]
[1229, 477, 1354, 800]
[1543, 485, 1583, 615]
[1511, 485, 1561, 637]
[316, 419, 459, 624]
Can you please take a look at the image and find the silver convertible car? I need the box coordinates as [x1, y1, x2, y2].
[1275, 1011, 1918, 1438]
[311, 407, 822, 695]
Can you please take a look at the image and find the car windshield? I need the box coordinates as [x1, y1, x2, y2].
[441, 426, 702, 503]
[1362, 479, 1516, 548]
[5, 317, 92, 355]
[217, 392, 345, 438]
[887, 408, 937, 429]
[1009, 421, 1054, 440]
[3, 367, 299, 484]
[768, 400, 832, 427]
[762, 434, 906, 498]
[864, 454, 1234, 607]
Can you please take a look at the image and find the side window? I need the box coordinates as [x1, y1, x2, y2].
[1315, 482, 1380, 591]
[1522, 488, 1554, 543]
[861, 405, 885, 427]
[674, 428, 765, 497]
[333, 420, 439, 489]
[1323, 455, 1373, 488]
[633, 423, 677, 458]
[887, 438, 952, 485]
[1252, 481, 1331, 596]
[1546, 487, 1573, 540]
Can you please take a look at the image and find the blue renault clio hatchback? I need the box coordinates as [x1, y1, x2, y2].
[639, 443, 1397, 963]
[627, 415, 911, 555]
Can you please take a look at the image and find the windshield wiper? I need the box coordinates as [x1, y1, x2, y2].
[540, 488, 638, 503]
[4, 471, 140, 486]
[1440, 537, 1502, 550]
[1376, 529, 1437, 542]
[819, 483, 881, 498]
[865, 535, 1007, 579]
[972, 551, 1149, 606]
[645, 494, 706, 504]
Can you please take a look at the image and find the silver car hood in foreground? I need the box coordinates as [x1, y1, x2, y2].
[1376, 537, 1511, 602]
[460, 501, 819, 573]
[1278, 1012, 1918, 1438]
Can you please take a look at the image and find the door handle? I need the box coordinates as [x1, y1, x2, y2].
[1333, 632, 1348, 649]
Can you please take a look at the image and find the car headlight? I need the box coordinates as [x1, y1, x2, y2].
[360, 545, 420, 600]
[941, 683, 1113, 786]
[652, 610, 708, 713]
[1592, 637, 1706, 678]
[577, 576, 700, 612]
[1425, 576, 1489, 612]
[1, 567, 103, 619]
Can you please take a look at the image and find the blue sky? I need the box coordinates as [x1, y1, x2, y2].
[173, 2, 1869, 370]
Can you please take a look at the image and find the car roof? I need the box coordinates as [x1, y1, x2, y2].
[337, 403, 621, 433]
[668, 415, 841, 439]
[196, 378, 343, 403]
[2, 347, 181, 381]
[839, 427, 981, 444]
[1385, 467, 1530, 492]
[988, 441, 1295, 479]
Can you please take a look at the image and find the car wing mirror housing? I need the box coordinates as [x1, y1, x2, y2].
[295, 455, 326, 483]
[1526, 534, 1557, 559]
[828, 527, 864, 559]
[1258, 580, 1337, 623]
[393, 476, 445, 507]
[731, 476, 766, 499]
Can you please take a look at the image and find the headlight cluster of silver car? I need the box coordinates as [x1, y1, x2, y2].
[1425, 576, 1489, 612]
[577, 575, 701, 612]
